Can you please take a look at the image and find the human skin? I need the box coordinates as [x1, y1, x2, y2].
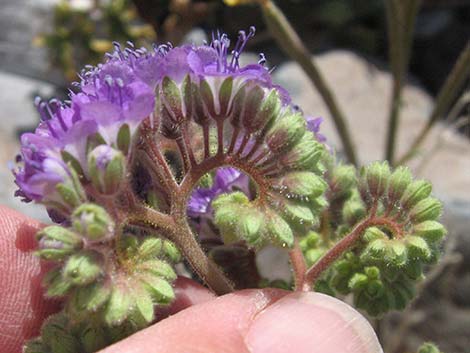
[0, 206, 383, 353]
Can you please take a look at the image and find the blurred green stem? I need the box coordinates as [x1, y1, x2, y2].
[384, 0, 421, 164]
[258, 0, 358, 166]
[395, 41, 470, 166]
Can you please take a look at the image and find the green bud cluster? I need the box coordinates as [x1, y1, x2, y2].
[299, 231, 329, 267]
[324, 162, 446, 316]
[35, 201, 180, 351]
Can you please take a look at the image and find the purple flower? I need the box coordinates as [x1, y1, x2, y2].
[188, 168, 250, 218]
[306, 116, 327, 143]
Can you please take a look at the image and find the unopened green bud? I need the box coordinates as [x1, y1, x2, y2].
[388, 166, 412, 202]
[265, 212, 294, 247]
[72, 203, 114, 241]
[405, 236, 431, 261]
[41, 313, 79, 353]
[280, 134, 324, 170]
[349, 273, 368, 290]
[277, 171, 327, 199]
[63, 251, 103, 286]
[361, 239, 387, 262]
[386, 241, 408, 267]
[238, 208, 265, 245]
[330, 164, 357, 197]
[413, 221, 446, 243]
[281, 200, 316, 229]
[88, 145, 126, 195]
[363, 227, 388, 242]
[362, 161, 391, 198]
[36, 226, 82, 260]
[342, 196, 366, 225]
[266, 112, 306, 154]
[401, 180, 432, 209]
[418, 342, 442, 353]
[410, 197, 442, 223]
[213, 192, 249, 243]
[299, 231, 320, 250]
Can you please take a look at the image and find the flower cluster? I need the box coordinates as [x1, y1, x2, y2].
[13, 27, 446, 353]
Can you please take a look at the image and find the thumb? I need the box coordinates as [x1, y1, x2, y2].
[100, 289, 383, 353]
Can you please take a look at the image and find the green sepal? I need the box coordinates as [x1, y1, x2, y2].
[138, 238, 163, 260]
[405, 236, 431, 261]
[249, 88, 280, 133]
[265, 212, 294, 247]
[238, 208, 265, 245]
[241, 85, 264, 132]
[132, 286, 155, 324]
[401, 180, 432, 209]
[200, 79, 216, 117]
[68, 281, 111, 314]
[280, 133, 324, 170]
[281, 200, 316, 229]
[161, 76, 184, 122]
[276, 171, 327, 199]
[36, 225, 82, 251]
[137, 259, 177, 281]
[117, 123, 131, 155]
[63, 251, 103, 286]
[56, 183, 81, 210]
[163, 240, 182, 263]
[362, 227, 388, 242]
[218, 77, 234, 117]
[412, 221, 447, 243]
[43, 268, 73, 298]
[104, 287, 132, 326]
[388, 166, 413, 202]
[410, 197, 442, 222]
[141, 275, 175, 304]
[386, 240, 408, 267]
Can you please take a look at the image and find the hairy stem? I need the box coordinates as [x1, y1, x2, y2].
[258, 0, 358, 166]
[395, 41, 470, 166]
[304, 216, 403, 287]
[289, 238, 308, 291]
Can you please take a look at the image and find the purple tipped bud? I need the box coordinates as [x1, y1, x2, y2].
[88, 145, 126, 195]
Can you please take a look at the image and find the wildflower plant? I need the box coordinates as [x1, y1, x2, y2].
[13, 28, 447, 352]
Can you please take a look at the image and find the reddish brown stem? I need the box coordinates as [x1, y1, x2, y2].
[304, 216, 403, 288]
[289, 239, 308, 291]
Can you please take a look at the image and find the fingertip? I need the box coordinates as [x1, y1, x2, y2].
[244, 292, 383, 353]
[0, 206, 60, 353]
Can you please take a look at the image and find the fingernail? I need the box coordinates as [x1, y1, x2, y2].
[244, 292, 383, 353]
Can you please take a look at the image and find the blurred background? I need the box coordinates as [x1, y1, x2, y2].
[0, 1, 468, 352]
